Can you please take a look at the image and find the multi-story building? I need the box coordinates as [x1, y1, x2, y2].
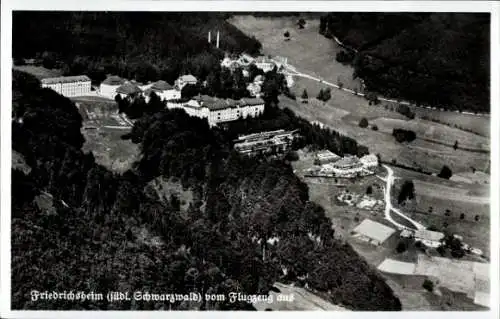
[233, 129, 298, 156]
[116, 81, 143, 99]
[167, 95, 265, 127]
[314, 150, 341, 165]
[41, 75, 91, 97]
[254, 56, 275, 73]
[100, 75, 126, 99]
[360, 154, 379, 168]
[143, 80, 181, 102]
[175, 74, 198, 90]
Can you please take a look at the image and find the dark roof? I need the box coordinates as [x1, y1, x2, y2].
[102, 75, 125, 85]
[241, 97, 265, 106]
[116, 82, 142, 95]
[151, 80, 173, 91]
[41, 75, 90, 84]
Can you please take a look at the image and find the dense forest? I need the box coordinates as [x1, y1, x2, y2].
[11, 70, 400, 310]
[13, 12, 262, 84]
[320, 13, 490, 113]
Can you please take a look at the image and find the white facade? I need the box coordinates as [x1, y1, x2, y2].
[167, 96, 265, 127]
[360, 154, 379, 168]
[100, 75, 126, 99]
[175, 75, 198, 90]
[41, 75, 91, 97]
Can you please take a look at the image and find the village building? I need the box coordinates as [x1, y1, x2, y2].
[314, 150, 341, 165]
[414, 229, 445, 248]
[116, 81, 143, 99]
[332, 155, 364, 176]
[233, 129, 298, 156]
[143, 80, 181, 102]
[175, 74, 198, 90]
[352, 219, 396, 246]
[100, 75, 126, 99]
[360, 154, 379, 168]
[41, 75, 91, 97]
[254, 56, 276, 73]
[167, 95, 265, 127]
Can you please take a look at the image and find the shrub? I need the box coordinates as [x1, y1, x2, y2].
[371, 125, 378, 131]
[358, 118, 369, 128]
[392, 128, 416, 143]
[366, 185, 373, 195]
[437, 165, 453, 179]
[396, 241, 407, 253]
[422, 279, 434, 292]
[459, 213, 465, 220]
[475, 215, 480, 221]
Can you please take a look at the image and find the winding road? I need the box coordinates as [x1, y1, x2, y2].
[380, 165, 426, 231]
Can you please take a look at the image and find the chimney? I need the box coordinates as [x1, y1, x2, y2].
[208, 31, 211, 43]
[216, 31, 220, 49]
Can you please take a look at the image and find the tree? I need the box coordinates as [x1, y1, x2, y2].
[459, 213, 465, 220]
[453, 140, 458, 150]
[396, 240, 407, 253]
[297, 18, 306, 29]
[422, 279, 434, 292]
[301, 89, 308, 102]
[371, 125, 378, 131]
[358, 118, 369, 128]
[437, 165, 453, 179]
[475, 215, 480, 221]
[366, 185, 373, 195]
[398, 180, 415, 204]
[284, 31, 290, 41]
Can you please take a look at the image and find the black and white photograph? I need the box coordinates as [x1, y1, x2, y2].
[1, 0, 499, 317]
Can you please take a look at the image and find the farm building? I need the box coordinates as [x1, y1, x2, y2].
[254, 56, 275, 73]
[414, 229, 445, 248]
[233, 129, 298, 156]
[360, 154, 379, 168]
[100, 75, 126, 99]
[41, 75, 91, 97]
[377, 259, 416, 275]
[352, 219, 396, 246]
[175, 74, 198, 90]
[314, 150, 340, 165]
[143, 80, 181, 102]
[331, 155, 365, 177]
[167, 95, 265, 127]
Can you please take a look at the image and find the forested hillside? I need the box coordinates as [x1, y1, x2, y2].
[320, 13, 490, 112]
[12, 12, 262, 84]
[12, 71, 400, 310]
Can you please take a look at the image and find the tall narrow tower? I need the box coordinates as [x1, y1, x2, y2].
[216, 31, 220, 48]
[208, 31, 211, 43]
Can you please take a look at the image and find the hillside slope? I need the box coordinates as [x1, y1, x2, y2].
[321, 13, 490, 113]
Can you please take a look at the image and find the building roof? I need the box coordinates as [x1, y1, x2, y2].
[178, 74, 197, 83]
[316, 150, 340, 160]
[361, 154, 378, 162]
[151, 80, 173, 91]
[116, 82, 142, 95]
[334, 155, 362, 168]
[41, 75, 91, 85]
[414, 229, 445, 242]
[240, 97, 265, 106]
[102, 75, 125, 86]
[353, 219, 396, 244]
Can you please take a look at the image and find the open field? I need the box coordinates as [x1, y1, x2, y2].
[13, 65, 63, 79]
[76, 97, 140, 173]
[371, 118, 489, 152]
[229, 15, 362, 90]
[390, 166, 489, 256]
[280, 96, 490, 174]
[413, 107, 490, 137]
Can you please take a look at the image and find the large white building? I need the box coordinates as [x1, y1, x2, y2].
[175, 74, 198, 90]
[143, 80, 181, 102]
[100, 75, 126, 99]
[167, 95, 265, 127]
[41, 75, 91, 97]
[360, 154, 379, 168]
